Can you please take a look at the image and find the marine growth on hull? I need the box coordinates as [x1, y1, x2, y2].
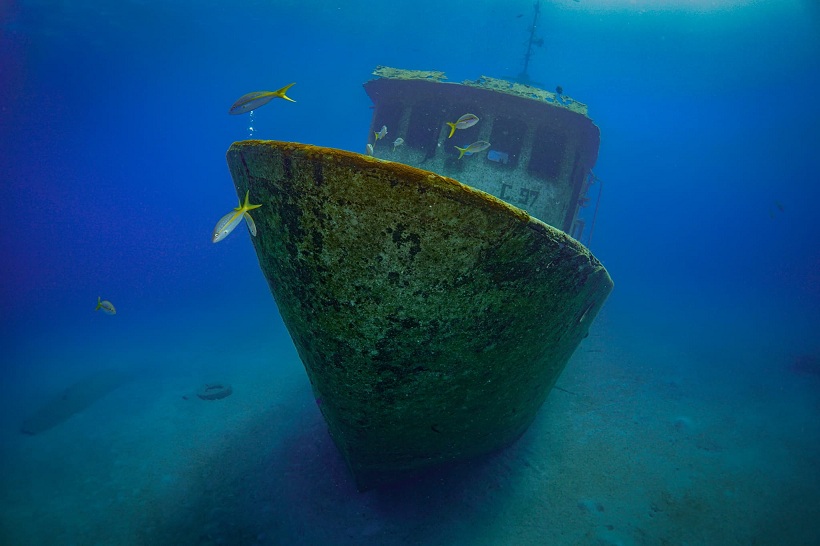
[225, 137, 613, 489]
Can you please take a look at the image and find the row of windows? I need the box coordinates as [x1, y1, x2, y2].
[375, 101, 567, 181]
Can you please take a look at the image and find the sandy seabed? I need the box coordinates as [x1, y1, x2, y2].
[1, 307, 818, 546]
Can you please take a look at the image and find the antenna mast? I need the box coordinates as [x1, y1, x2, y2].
[518, 0, 543, 84]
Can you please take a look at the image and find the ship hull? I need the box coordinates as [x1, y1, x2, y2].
[226, 140, 613, 490]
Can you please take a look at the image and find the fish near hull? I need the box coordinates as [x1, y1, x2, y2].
[229, 92, 278, 115]
[212, 209, 245, 241]
[212, 190, 262, 242]
[226, 140, 613, 490]
[229, 83, 296, 115]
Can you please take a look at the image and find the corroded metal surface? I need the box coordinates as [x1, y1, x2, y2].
[462, 75, 589, 116]
[372, 65, 447, 82]
[368, 66, 587, 115]
[226, 140, 613, 489]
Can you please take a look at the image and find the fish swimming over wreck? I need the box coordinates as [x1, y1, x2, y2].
[445, 113, 479, 138]
[212, 190, 263, 243]
[229, 83, 296, 115]
[455, 140, 491, 159]
[374, 125, 388, 141]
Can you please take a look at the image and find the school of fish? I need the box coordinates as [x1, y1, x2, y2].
[96, 85, 499, 314]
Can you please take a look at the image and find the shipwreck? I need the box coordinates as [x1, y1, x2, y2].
[225, 67, 613, 490]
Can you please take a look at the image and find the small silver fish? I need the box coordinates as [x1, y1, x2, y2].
[95, 297, 116, 315]
[455, 140, 491, 159]
[392, 137, 404, 151]
[366, 143, 374, 155]
[228, 83, 296, 115]
[446, 113, 479, 138]
[212, 191, 263, 243]
[374, 125, 388, 141]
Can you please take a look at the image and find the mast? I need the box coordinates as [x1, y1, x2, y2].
[518, 0, 543, 84]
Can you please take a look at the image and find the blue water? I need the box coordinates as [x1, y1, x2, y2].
[2, 0, 819, 544]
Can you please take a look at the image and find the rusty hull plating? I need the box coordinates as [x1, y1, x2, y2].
[226, 141, 613, 490]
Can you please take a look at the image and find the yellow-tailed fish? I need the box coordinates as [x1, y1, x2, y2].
[455, 140, 491, 159]
[95, 297, 116, 315]
[374, 125, 388, 141]
[228, 83, 296, 115]
[392, 137, 404, 151]
[212, 191, 263, 243]
[446, 113, 479, 138]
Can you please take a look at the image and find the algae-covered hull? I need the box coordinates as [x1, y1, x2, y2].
[226, 140, 613, 490]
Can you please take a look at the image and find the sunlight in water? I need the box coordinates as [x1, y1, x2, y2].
[574, 0, 775, 12]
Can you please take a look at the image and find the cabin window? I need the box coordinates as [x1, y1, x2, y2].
[528, 124, 566, 181]
[487, 116, 525, 168]
[373, 101, 403, 144]
[406, 101, 441, 159]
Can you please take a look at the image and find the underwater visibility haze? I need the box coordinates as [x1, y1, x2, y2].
[1, 0, 819, 544]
